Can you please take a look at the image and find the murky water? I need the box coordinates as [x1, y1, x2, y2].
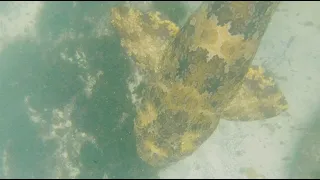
[0, 2, 319, 179]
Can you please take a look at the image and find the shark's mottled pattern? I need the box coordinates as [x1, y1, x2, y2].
[111, 1, 287, 168]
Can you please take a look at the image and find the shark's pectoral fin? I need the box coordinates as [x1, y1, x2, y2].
[222, 65, 288, 121]
[111, 7, 179, 74]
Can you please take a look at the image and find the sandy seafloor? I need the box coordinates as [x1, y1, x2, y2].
[0, 1, 319, 179]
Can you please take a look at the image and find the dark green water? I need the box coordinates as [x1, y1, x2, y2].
[0, 2, 319, 179]
[0, 2, 191, 179]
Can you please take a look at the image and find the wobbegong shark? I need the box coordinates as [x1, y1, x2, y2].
[110, 1, 287, 168]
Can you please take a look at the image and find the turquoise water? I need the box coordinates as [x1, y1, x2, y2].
[0, 2, 319, 179]
[0, 2, 157, 178]
[0, 2, 195, 178]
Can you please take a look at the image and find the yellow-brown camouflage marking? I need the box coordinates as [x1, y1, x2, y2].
[222, 65, 288, 121]
[111, 1, 282, 168]
[165, 2, 279, 111]
[111, 7, 179, 76]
